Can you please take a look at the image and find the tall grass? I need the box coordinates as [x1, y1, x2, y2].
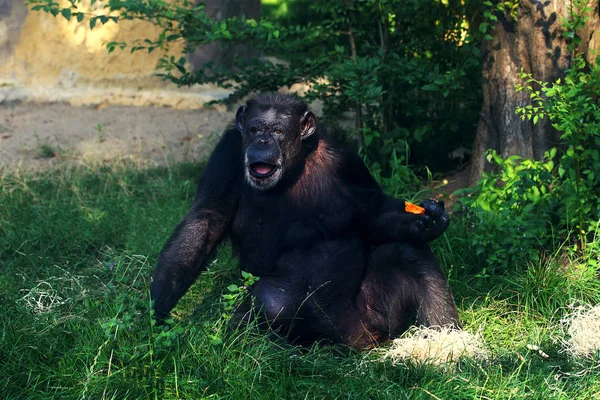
[1, 161, 599, 399]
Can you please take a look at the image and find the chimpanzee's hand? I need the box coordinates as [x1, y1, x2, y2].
[409, 199, 450, 242]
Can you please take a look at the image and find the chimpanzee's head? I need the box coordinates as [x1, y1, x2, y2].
[236, 94, 317, 190]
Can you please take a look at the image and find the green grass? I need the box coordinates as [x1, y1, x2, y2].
[1, 161, 599, 399]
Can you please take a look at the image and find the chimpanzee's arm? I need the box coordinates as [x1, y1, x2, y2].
[339, 151, 449, 244]
[151, 128, 243, 320]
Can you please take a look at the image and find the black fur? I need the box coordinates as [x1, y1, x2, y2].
[151, 93, 459, 348]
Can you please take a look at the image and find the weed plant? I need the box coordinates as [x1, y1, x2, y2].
[1, 161, 600, 399]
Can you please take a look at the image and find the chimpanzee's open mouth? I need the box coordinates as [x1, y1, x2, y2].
[249, 163, 278, 179]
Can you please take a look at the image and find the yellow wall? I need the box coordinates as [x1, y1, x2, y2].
[2, 1, 184, 85]
[0, 1, 227, 108]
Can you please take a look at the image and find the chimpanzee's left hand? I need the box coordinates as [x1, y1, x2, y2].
[409, 199, 450, 242]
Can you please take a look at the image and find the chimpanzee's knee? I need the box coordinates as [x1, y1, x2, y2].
[252, 279, 300, 330]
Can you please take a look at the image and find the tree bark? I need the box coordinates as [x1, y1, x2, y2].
[469, 0, 600, 185]
[187, 0, 261, 71]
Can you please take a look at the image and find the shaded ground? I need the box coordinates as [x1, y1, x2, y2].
[0, 101, 232, 168]
[430, 166, 471, 211]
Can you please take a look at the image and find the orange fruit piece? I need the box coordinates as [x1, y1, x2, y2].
[405, 201, 425, 215]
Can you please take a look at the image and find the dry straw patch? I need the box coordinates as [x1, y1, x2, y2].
[380, 326, 489, 367]
[17, 274, 85, 315]
[561, 304, 600, 359]
[18, 281, 68, 315]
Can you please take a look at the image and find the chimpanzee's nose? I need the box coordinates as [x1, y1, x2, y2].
[247, 139, 279, 166]
[258, 135, 273, 145]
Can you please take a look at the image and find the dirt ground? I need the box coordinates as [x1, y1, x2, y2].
[0, 100, 470, 206]
[0, 101, 233, 169]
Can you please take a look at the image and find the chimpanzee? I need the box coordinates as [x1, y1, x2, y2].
[150, 93, 459, 348]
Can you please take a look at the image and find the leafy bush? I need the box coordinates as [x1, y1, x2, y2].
[458, 151, 557, 274]
[461, 55, 600, 273]
[516, 57, 600, 248]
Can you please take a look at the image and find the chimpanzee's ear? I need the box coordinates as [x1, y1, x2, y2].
[236, 106, 247, 133]
[300, 111, 317, 140]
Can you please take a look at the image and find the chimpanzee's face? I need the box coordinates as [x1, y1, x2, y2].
[236, 104, 316, 190]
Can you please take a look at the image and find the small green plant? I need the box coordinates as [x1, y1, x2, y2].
[367, 148, 420, 198]
[32, 131, 59, 158]
[202, 270, 259, 346]
[562, 0, 595, 57]
[95, 122, 105, 143]
[37, 143, 56, 158]
[222, 270, 259, 317]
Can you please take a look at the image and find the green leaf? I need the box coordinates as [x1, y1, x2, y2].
[241, 271, 254, 280]
[227, 284, 239, 292]
[60, 8, 71, 21]
[209, 335, 223, 345]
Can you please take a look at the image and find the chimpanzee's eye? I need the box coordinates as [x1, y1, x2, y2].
[249, 127, 259, 134]
[274, 129, 282, 135]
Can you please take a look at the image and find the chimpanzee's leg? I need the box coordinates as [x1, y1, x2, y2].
[250, 238, 367, 344]
[250, 241, 458, 348]
[252, 276, 366, 345]
[347, 242, 460, 348]
[251, 278, 306, 336]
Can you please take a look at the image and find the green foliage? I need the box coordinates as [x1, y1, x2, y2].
[561, 0, 596, 56]
[367, 148, 421, 198]
[458, 150, 557, 273]
[515, 56, 600, 249]
[479, 0, 519, 40]
[26, 0, 484, 172]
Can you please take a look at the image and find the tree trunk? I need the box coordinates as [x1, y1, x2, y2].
[187, 0, 261, 71]
[469, 0, 600, 185]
